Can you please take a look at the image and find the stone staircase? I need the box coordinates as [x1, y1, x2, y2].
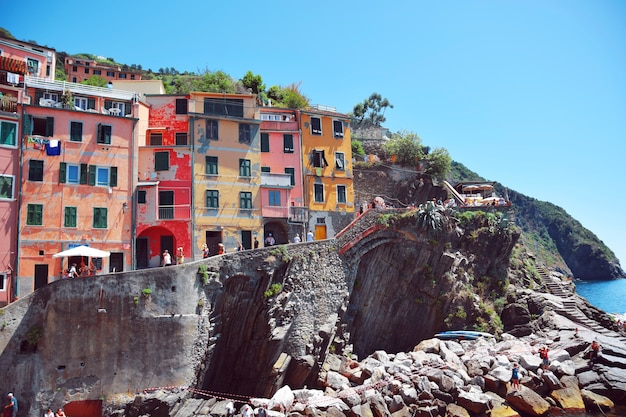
[538, 268, 626, 342]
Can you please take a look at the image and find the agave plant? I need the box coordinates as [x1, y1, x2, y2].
[416, 201, 448, 238]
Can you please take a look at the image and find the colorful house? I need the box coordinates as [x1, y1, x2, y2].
[17, 76, 141, 296]
[189, 92, 261, 255]
[299, 105, 354, 240]
[64, 55, 142, 84]
[259, 108, 306, 245]
[0, 37, 56, 305]
[136, 94, 191, 268]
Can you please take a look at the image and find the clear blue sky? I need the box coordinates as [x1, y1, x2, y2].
[4, 1, 626, 274]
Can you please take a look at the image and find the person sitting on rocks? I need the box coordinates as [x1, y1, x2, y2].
[589, 340, 601, 362]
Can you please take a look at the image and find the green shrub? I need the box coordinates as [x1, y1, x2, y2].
[264, 283, 283, 298]
[141, 288, 152, 297]
[198, 264, 209, 285]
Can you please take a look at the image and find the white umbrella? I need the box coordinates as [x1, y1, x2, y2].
[52, 245, 111, 258]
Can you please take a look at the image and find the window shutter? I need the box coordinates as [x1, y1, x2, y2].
[23, 115, 32, 135]
[88, 165, 96, 186]
[80, 164, 88, 184]
[59, 162, 66, 183]
[104, 100, 112, 109]
[88, 98, 95, 110]
[110, 166, 117, 187]
[97, 123, 101, 142]
[35, 91, 43, 105]
[45, 117, 54, 136]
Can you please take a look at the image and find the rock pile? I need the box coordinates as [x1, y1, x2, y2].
[127, 327, 624, 417]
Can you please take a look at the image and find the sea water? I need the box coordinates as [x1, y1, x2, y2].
[574, 278, 626, 316]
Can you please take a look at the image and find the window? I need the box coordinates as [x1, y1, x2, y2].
[312, 150, 328, 168]
[97, 124, 112, 144]
[27, 204, 43, 225]
[239, 123, 251, 144]
[0, 273, 5, 291]
[27, 58, 39, 75]
[64, 206, 77, 227]
[70, 121, 83, 142]
[284, 168, 295, 186]
[137, 190, 146, 204]
[130, 74, 135, 80]
[314, 183, 324, 203]
[119, 73, 127, 79]
[239, 159, 251, 177]
[72, 66, 78, 72]
[206, 156, 218, 175]
[149, 132, 162, 146]
[29, 160, 44, 182]
[93, 207, 108, 229]
[0, 175, 14, 199]
[93, 69, 101, 75]
[155, 151, 169, 171]
[106, 71, 114, 77]
[335, 152, 345, 171]
[75, 97, 88, 110]
[240, 191, 252, 209]
[158, 191, 174, 219]
[333, 120, 344, 138]
[261, 166, 270, 173]
[88, 165, 117, 187]
[260, 133, 269, 152]
[311, 117, 322, 135]
[109, 101, 125, 115]
[206, 190, 219, 208]
[31, 116, 54, 137]
[84, 68, 90, 74]
[206, 119, 218, 140]
[269, 190, 281, 206]
[0, 121, 17, 146]
[203, 97, 244, 117]
[283, 134, 294, 153]
[175, 132, 188, 145]
[59, 163, 80, 184]
[337, 185, 347, 204]
[175, 98, 188, 114]
[43, 92, 58, 101]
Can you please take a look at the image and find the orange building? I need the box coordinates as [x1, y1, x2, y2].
[16, 77, 142, 295]
[299, 105, 354, 240]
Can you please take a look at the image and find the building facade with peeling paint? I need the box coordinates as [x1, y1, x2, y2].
[259, 108, 306, 245]
[136, 94, 192, 268]
[300, 106, 355, 240]
[189, 92, 261, 255]
[16, 78, 141, 296]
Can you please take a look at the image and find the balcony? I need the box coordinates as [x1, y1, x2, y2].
[25, 76, 137, 101]
[158, 204, 191, 220]
[260, 120, 299, 131]
[261, 172, 293, 188]
[289, 206, 308, 224]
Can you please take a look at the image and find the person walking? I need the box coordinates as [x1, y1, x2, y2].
[202, 244, 210, 258]
[264, 233, 275, 247]
[293, 233, 301, 243]
[254, 237, 259, 249]
[176, 247, 184, 264]
[307, 230, 314, 241]
[4, 393, 17, 417]
[162, 250, 172, 267]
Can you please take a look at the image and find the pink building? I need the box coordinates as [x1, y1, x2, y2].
[259, 108, 306, 244]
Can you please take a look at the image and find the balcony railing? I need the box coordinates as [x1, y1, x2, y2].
[158, 204, 191, 220]
[25, 76, 137, 101]
[289, 206, 308, 223]
[261, 172, 293, 188]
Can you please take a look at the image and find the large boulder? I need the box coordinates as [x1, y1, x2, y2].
[550, 386, 585, 412]
[506, 385, 551, 416]
[580, 389, 614, 411]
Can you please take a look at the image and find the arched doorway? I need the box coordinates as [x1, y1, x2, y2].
[136, 226, 176, 268]
[263, 221, 289, 246]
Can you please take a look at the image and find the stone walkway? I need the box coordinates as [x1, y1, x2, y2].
[538, 268, 626, 343]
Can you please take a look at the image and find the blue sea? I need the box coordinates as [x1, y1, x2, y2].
[574, 278, 626, 316]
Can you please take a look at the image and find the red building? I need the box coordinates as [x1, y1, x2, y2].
[136, 94, 191, 268]
[64, 56, 143, 84]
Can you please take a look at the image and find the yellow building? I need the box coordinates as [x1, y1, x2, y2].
[300, 106, 354, 240]
[189, 92, 262, 254]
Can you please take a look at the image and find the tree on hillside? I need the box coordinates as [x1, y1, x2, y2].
[266, 82, 309, 109]
[382, 130, 424, 166]
[241, 71, 265, 94]
[81, 75, 109, 88]
[352, 93, 393, 127]
[0, 28, 15, 39]
[423, 147, 452, 182]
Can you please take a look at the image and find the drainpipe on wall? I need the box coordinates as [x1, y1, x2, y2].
[130, 114, 139, 270]
[14, 102, 28, 301]
[189, 113, 196, 260]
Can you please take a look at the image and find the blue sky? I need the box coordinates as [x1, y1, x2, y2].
[4, 1, 626, 273]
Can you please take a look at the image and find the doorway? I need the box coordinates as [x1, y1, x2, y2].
[136, 237, 148, 269]
[315, 224, 327, 240]
[110, 252, 124, 273]
[160, 235, 174, 260]
[241, 230, 252, 250]
[34, 264, 48, 290]
[205, 231, 222, 256]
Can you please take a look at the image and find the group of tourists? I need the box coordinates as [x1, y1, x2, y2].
[65, 261, 96, 278]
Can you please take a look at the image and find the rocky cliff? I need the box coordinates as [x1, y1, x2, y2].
[1, 208, 625, 417]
